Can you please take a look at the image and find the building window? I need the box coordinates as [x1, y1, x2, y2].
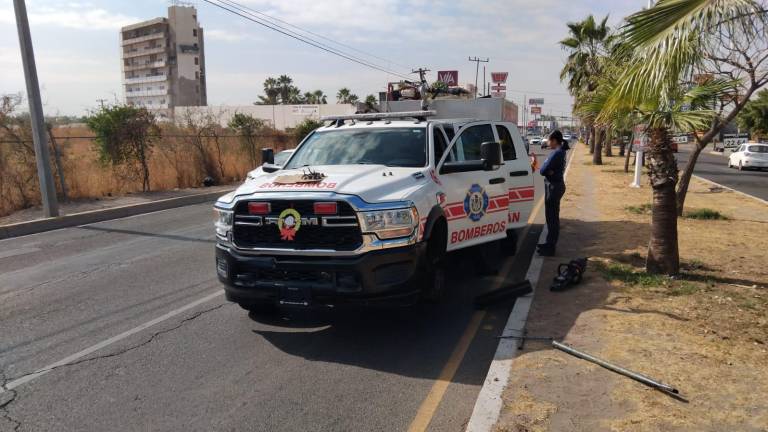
[193, 43, 198, 49]
[194, 57, 199, 65]
[195, 71, 199, 79]
[193, 28, 197, 37]
[196, 85, 199, 94]
[193, 14, 197, 20]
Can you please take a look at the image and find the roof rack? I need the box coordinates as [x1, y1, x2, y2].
[320, 110, 437, 123]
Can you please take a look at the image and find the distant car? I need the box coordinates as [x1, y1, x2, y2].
[563, 134, 572, 141]
[245, 149, 295, 182]
[728, 143, 768, 171]
[529, 136, 543, 148]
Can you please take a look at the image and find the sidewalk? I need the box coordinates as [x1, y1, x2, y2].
[494, 144, 768, 431]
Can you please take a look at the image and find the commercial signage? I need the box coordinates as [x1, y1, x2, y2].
[529, 98, 544, 105]
[722, 133, 749, 148]
[437, 70, 459, 86]
[632, 124, 648, 151]
[291, 105, 319, 115]
[491, 84, 506, 92]
[491, 91, 506, 98]
[491, 72, 508, 83]
[530, 106, 542, 114]
[527, 120, 536, 127]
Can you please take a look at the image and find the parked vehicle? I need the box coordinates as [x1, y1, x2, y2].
[728, 143, 768, 171]
[213, 111, 535, 312]
[245, 149, 295, 183]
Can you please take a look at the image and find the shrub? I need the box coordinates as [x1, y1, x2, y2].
[684, 208, 729, 220]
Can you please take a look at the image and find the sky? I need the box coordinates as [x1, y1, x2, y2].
[0, 0, 643, 117]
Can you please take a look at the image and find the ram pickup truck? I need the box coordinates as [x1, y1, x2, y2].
[213, 111, 535, 312]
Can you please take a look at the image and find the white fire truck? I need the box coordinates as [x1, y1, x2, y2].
[213, 111, 535, 312]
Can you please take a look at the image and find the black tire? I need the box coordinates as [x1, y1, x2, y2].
[501, 229, 518, 256]
[420, 219, 447, 303]
[474, 239, 502, 276]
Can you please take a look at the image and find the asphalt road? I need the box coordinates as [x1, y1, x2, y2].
[0, 175, 545, 431]
[676, 144, 768, 201]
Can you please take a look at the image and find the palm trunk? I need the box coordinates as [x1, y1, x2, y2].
[604, 132, 613, 157]
[624, 143, 632, 173]
[646, 127, 679, 275]
[588, 126, 596, 154]
[675, 140, 706, 216]
[592, 128, 603, 165]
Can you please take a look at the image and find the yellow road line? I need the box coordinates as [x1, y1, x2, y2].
[407, 310, 487, 432]
[407, 193, 547, 432]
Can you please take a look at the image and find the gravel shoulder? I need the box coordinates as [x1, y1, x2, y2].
[495, 143, 768, 432]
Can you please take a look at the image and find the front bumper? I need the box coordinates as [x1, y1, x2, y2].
[216, 243, 426, 307]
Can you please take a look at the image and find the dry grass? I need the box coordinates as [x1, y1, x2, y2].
[497, 143, 768, 432]
[0, 126, 295, 217]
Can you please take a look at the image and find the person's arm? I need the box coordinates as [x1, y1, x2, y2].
[539, 154, 553, 176]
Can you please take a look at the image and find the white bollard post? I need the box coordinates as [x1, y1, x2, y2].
[630, 150, 643, 188]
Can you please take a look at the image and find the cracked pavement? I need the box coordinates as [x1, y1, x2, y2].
[0, 193, 544, 431]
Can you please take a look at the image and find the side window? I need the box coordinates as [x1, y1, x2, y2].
[454, 124, 495, 161]
[496, 125, 517, 161]
[434, 128, 449, 164]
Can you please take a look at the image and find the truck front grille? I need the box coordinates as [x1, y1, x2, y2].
[232, 200, 363, 251]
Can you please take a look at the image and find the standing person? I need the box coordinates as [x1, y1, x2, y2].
[537, 130, 569, 256]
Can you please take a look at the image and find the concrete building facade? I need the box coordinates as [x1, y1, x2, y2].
[120, 4, 207, 119]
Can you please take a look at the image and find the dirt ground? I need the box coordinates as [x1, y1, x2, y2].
[496, 143, 768, 432]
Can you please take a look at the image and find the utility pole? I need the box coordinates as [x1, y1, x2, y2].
[482, 65, 486, 97]
[13, 0, 59, 217]
[468, 56, 488, 99]
[96, 98, 108, 109]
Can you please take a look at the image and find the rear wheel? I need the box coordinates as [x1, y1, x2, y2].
[728, 159, 733, 168]
[501, 229, 518, 255]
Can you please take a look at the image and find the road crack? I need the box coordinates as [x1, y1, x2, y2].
[0, 370, 21, 432]
[1, 302, 229, 414]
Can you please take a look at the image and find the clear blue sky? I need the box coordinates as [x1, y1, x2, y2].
[0, 0, 643, 116]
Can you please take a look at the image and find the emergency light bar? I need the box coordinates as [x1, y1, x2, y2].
[320, 110, 437, 122]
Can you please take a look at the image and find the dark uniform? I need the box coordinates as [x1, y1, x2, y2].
[538, 146, 567, 254]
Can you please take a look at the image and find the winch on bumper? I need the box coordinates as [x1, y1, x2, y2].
[214, 195, 426, 308]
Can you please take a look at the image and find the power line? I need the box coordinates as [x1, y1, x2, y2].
[202, 0, 412, 81]
[214, 0, 413, 73]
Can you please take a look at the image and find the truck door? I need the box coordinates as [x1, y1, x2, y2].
[495, 122, 535, 229]
[437, 122, 509, 251]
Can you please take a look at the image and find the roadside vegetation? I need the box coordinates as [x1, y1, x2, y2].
[0, 98, 298, 218]
[562, 0, 768, 275]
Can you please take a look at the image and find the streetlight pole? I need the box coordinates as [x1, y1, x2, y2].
[13, 0, 59, 217]
[468, 56, 489, 99]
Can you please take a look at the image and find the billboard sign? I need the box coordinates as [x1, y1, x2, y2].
[529, 98, 544, 105]
[437, 70, 459, 86]
[530, 106, 542, 114]
[491, 72, 508, 83]
[491, 91, 506, 98]
[491, 84, 506, 92]
[632, 124, 648, 151]
[722, 133, 749, 149]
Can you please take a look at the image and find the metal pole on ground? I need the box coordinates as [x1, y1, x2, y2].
[13, 0, 59, 217]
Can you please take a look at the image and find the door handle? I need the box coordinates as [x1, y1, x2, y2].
[489, 177, 505, 185]
[509, 170, 528, 177]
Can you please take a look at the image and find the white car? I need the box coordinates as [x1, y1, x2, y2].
[728, 143, 768, 171]
[529, 136, 543, 147]
[245, 149, 295, 182]
[213, 111, 535, 313]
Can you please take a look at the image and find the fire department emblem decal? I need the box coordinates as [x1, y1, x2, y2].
[277, 208, 301, 241]
[464, 184, 489, 222]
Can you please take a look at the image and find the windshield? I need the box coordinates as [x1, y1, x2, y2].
[284, 127, 427, 168]
[274, 150, 293, 166]
[747, 145, 768, 153]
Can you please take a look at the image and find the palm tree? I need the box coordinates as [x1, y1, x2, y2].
[336, 88, 359, 104]
[303, 90, 328, 105]
[618, 0, 768, 215]
[276, 75, 294, 105]
[256, 77, 279, 105]
[559, 15, 612, 164]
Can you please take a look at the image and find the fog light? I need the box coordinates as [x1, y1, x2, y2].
[216, 258, 228, 278]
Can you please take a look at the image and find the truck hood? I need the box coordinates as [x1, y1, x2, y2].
[231, 165, 429, 203]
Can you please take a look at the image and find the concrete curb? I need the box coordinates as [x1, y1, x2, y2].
[465, 150, 577, 432]
[0, 189, 232, 240]
[693, 175, 768, 206]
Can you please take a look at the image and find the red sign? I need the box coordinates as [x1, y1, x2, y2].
[491, 72, 508, 83]
[437, 70, 459, 86]
[528, 120, 536, 127]
[531, 106, 542, 114]
[491, 85, 506, 91]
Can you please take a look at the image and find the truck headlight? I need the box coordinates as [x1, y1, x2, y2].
[359, 207, 418, 240]
[214, 207, 233, 238]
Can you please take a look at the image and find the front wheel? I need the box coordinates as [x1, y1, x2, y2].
[738, 161, 744, 171]
[728, 159, 733, 168]
[420, 221, 447, 303]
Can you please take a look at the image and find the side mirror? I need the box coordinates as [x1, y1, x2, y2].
[480, 141, 502, 170]
[262, 148, 275, 165]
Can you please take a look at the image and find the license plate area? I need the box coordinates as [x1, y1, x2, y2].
[278, 285, 312, 307]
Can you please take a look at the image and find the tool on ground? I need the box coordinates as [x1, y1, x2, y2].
[553, 340, 683, 399]
[473, 280, 532, 309]
[550, 257, 588, 291]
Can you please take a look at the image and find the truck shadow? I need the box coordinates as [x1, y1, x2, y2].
[243, 217, 674, 384]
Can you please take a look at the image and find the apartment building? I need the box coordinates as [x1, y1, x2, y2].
[120, 4, 207, 119]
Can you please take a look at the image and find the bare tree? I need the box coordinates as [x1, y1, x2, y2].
[676, 14, 768, 215]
